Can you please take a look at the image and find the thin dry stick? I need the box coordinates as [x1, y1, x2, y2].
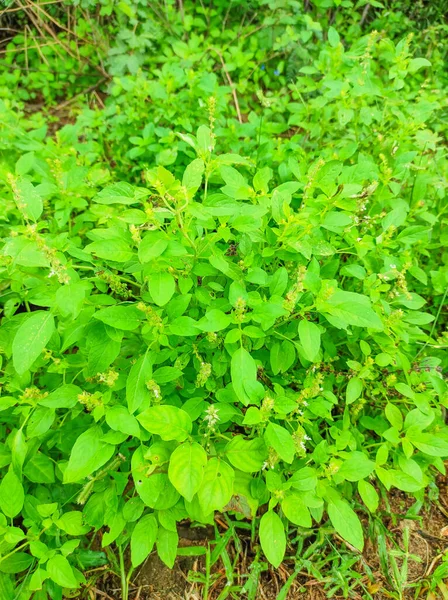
[30, 1, 80, 39]
[360, 3, 371, 27]
[17, 0, 66, 65]
[54, 78, 107, 110]
[426, 552, 444, 577]
[24, 24, 28, 70]
[178, 0, 184, 23]
[91, 588, 115, 600]
[80, 8, 109, 71]
[23, 0, 75, 53]
[23, 24, 50, 66]
[210, 48, 243, 123]
[133, 585, 142, 600]
[437, 501, 448, 519]
[1, 41, 67, 56]
[221, 1, 233, 32]
[0, 0, 65, 18]
[22, 0, 109, 78]
[91, 90, 105, 109]
[0, 37, 15, 46]
[258, 583, 269, 600]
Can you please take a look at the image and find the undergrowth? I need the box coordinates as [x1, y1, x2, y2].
[0, 1, 447, 599]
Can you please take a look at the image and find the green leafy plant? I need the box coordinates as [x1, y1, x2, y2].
[0, 2, 447, 599]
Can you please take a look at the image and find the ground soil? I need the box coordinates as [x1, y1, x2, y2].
[80, 483, 448, 600]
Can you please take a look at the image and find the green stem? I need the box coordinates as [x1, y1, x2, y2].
[118, 545, 128, 600]
[203, 546, 211, 600]
[72, 264, 141, 289]
[255, 113, 263, 169]
[0, 541, 30, 563]
[415, 284, 448, 359]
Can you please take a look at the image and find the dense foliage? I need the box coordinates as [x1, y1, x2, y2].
[0, 1, 447, 598]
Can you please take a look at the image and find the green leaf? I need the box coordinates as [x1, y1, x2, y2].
[407, 432, 448, 457]
[152, 366, 183, 384]
[321, 291, 383, 330]
[264, 423, 295, 464]
[131, 514, 158, 567]
[12, 311, 55, 374]
[126, 351, 153, 414]
[47, 555, 79, 589]
[408, 57, 431, 73]
[225, 328, 242, 344]
[86, 238, 134, 262]
[231, 347, 264, 406]
[269, 342, 282, 375]
[197, 309, 231, 332]
[24, 453, 55, 483]
[388, 470, 423, 492]
[26, 406, 54, 438]
[225, 436, 267, 472]
[138, 406, 192, 441]
[168, 442, 207, 502]
[93, 182, 138, 205]
[139, 236, 168, 263]
[259, 510, 286, 568]
[395, 383, 415, 399]
[327, 496, 364, 551]
[156, 526, 178, 568]
[281, 495, 312, 527]
[39, 384, 80, 409]
[106, 405, 140, 437]
[269, 267, 288, 297]
[94, 304, 144, 330]
[385, 403, 403, 430]
[11, 428, 27, 478]
[29, 567, 46, 590]
[56, 511, 90, 536]
[346, 377, 362, 404]
[0, 553, 33, 574]
[198, 458, 234, 514]
[338, 452, 375, 482]
[298, 319, 321, 362]
[182, 158, 204, 196]
[64, 427, 114, 483]
[86, 322, 121, 377]
[55, 282, 88, 319]
[328, 26, 340, 47]
[358, 480, 379, 513]
[242, 406, 262, 425]
[289, 467, 318, 491]
[253, 166, 273, 193]
[132, 446, 179, 510]
[269, 340, 295, 375]
[13, 178, 43, 221]
[197, 125, 212, 155]
[169, 316, 200, 336]
[148, 272, 175, 306]
[0, 470, 24, 518]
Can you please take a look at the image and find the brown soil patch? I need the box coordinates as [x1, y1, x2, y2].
[82, 483, 448, 600]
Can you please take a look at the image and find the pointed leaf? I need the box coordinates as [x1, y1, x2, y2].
[259, 511, 286, 568]
[13, 311, 55, 374]
[298, 319, 321, 362]
[327, 496, 364, 551]
[168, 442, 207, 502]
[131, 514, 158, 567]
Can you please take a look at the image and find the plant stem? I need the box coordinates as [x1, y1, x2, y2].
[415, 284, 448, 359]
[118, 545, 128, 600]
[203, 546, 211, 600]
